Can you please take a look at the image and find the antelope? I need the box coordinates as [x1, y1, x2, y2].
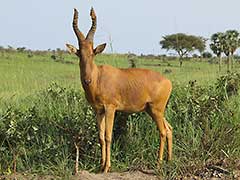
[66, 8, 173, 173]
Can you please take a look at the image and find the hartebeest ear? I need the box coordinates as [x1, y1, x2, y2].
[94, 43, 106, 55]
[66, 43, 78, 55]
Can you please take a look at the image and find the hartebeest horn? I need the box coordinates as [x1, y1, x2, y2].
[73, 8, 85, 43]
[86, 7, 97, 42]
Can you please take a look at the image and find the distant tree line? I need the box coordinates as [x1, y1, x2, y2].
[160, 30, 240, 70]
[0, 46, 69, 62]
[0, 46, 68, 54]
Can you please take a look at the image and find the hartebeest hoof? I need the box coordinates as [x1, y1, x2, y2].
[100, 162, 106, 172]
[157, 159, 163, 169]
[100, 166, 104, 172]
[103, 166, 110, 173]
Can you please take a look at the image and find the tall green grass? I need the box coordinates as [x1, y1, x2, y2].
[0, 73, 239, 179]
[0, 52, 79, 100]
[1, 51, 240, 178]
[1, 51, 239, 102]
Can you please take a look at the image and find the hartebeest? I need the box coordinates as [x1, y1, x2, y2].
[66, 8, 173, 173]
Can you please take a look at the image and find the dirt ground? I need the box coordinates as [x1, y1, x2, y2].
[74, 170, 159, 180]
[0, 168, 239, 180]
[74, 169, 240, 180]
[75, 169, 240, 180]
[0, 170, 158, 180]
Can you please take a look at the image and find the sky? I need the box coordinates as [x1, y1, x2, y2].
[1, 0, 240, 55]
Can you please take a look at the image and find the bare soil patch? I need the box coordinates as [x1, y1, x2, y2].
[0, 171, 158, 180]
[74, 170, 159, 180]
[1, 164, 239, 180]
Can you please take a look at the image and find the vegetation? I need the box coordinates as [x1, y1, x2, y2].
[201, 51, 212, 59]
[158, 29, 240, 72]
[159, 33, 206, 67]
[2, 48, 236, 102]
[210, 32, 224, 71]
[210, 30, 240, 72]
[0, 49, 240, 179]
[223, 30, 240, 71]
[0, 74, 239, 179]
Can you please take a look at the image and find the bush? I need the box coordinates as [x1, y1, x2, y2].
[215, 72, 240, 98]
[0, 74, 240, 178]
[0, 83, 98, 175]
[202, 51, 213, 58]
[163, 74, 240, 178]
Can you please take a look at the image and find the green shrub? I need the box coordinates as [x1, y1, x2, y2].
[0, 73, 240, 178]
[0, 83, 98, 175]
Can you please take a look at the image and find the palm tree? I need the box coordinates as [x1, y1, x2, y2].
[210, 32, 224, 71]
[224, 30, 240, 70]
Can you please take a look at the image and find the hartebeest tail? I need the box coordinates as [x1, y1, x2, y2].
[66, 8, 173, 173]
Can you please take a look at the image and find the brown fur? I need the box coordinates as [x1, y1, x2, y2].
[66, 8, 173, 173]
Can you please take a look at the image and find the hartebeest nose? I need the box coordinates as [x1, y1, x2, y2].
[84, 79, 92, 85]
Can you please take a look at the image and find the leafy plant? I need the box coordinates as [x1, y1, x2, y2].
[0, 77, 240, 179]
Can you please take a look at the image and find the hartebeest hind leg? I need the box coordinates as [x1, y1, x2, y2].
[147, 106, 173, 164]
[164, 118, 173, 161]
[96, 112, 106, 171]
[104, 106, 116, 173]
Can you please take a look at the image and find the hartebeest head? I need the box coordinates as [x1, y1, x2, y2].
[66, 8, 106, 58]
[66, 8, 106, 85]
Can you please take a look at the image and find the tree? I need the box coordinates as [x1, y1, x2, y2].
[202, 51, 212, 59]
[0, 46, 4, 57]
[210, 32, 224, 71]
[16, 47, 26, 52]
[160, 33, 206, 67]
[210, 30, 240, 72]
[224, 30, 239, 71]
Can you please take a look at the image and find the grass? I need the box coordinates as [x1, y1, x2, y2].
[0, 52, 79, 100]
[0, 50, 240, 179]
[1, 51, 239, 101]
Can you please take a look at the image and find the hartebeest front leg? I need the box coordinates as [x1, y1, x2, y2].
[96, 112, 106, 171]
[104, 106, 116, 173]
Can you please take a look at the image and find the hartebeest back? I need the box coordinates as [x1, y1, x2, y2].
[66, 8, 173, 173]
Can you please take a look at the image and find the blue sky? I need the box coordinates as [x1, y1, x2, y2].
[1, 0, 240, 55]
